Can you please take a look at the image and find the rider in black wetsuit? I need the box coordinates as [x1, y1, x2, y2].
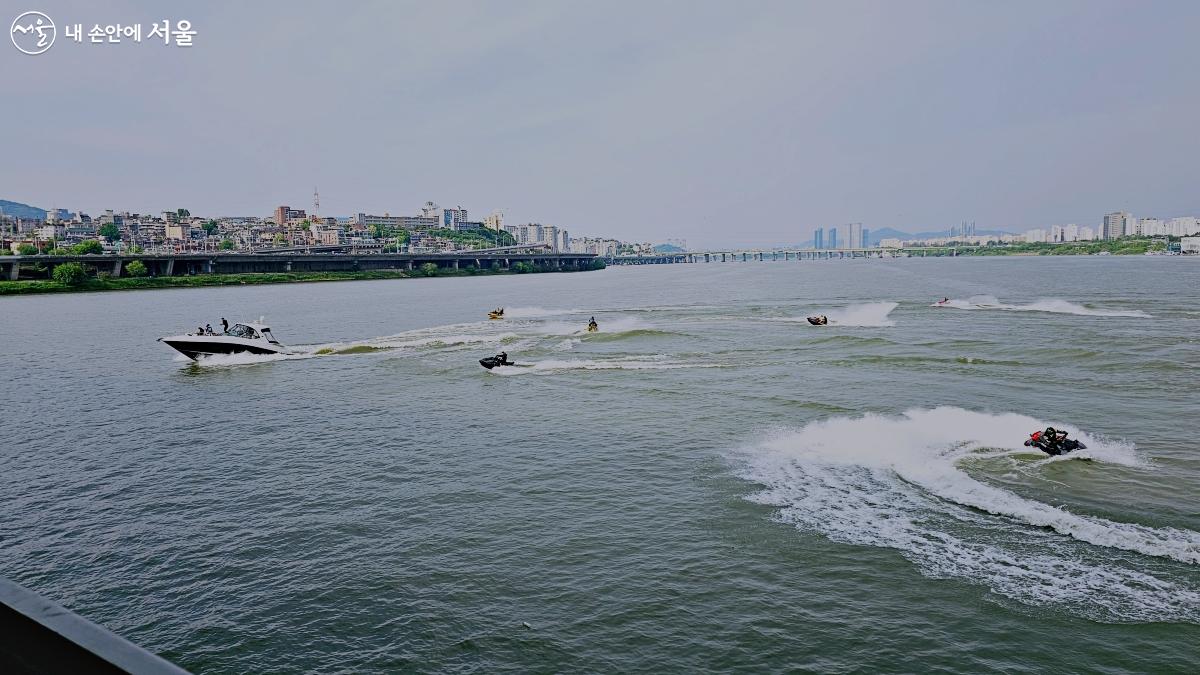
[1034, 427, 1072, 455]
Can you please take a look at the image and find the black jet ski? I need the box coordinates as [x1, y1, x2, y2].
[807, 315, 828, 326]
[1024, 428, 1086, 456]
[479, 353, 515, 369]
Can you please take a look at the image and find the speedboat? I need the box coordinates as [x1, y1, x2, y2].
[806, 315, 828, 326]
[158, 321, 290, 360]
[488, 308, 505, 320]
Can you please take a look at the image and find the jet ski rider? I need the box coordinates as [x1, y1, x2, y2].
[1028, 427, 1069, 455]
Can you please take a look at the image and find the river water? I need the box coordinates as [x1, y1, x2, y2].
[1, 257, 1197, 673]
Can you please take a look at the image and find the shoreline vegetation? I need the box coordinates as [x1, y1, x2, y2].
[957, 237, 1171, 256]
[0, 260, 605, 296]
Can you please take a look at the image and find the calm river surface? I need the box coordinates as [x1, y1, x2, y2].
[1, 257, 1198, 673]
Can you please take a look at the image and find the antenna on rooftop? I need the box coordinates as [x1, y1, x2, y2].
[313, 186, 320, 218]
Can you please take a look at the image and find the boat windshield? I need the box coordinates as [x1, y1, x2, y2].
[261, 328, 279, 344]
[227, 324, 261, 339]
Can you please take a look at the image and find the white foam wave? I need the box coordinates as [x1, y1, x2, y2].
[489, 356, 721, 375]
[937, 295, 1150, 318]
[174, 320, 518, 367]
[773, 302, 899, 327]
[535, 316, 647, 337]
[739, 407, 1200, 621]
[361, 332, 512, 351]
[184, 351, 309, 367]
[826, 302, 899, 326]
[503, 306, 583, 319]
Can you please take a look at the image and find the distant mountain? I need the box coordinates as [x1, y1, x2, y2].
[0, 199, 46, 220]
[865, 227, 1016, 246]
[779, 226, 1018, 249]
[653, 243, 685, 253]
[909, 228, 1014, 240]
[863, 227, 910, 246]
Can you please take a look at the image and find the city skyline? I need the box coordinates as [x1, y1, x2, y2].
[4, 1, 1200, 247]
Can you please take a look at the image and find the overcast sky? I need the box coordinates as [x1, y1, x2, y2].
[4, 0, 1198, 247]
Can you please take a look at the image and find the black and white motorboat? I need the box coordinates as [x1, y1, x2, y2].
[158, 321, 290, 360]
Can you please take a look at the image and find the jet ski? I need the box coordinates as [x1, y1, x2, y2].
[158, 321, 290, 360]
[586, 319, 599, 332]
[479, 353, 515, 369]
[806, 315, 828, 326]
[1023, 428, 1086, 456]
[488, 308, 505, 320]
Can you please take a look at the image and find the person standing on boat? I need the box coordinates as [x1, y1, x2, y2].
[221, 318, 229, 334]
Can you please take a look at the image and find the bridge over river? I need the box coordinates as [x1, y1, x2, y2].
[0, 251, 597, 281]
[610, 246, 976, 264]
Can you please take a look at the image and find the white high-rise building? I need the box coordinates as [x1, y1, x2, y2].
[1102, 212, 1129, 240]
[833, 223, 863, 249]
[504, 223, 566, 250]
[485, 210, 504, 231]
[541, 225, 560, 252]
[1134, 218, 1159, 237]
[1024, 228, 1047, 243]
[1166, 217, 1199, 236]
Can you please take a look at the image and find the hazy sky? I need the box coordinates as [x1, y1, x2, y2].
[4, 0, 1198, 247]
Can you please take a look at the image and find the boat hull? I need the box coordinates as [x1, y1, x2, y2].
[159, 338, 285, 361]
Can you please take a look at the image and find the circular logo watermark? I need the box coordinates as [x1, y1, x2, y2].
[10, 11, 55, 55]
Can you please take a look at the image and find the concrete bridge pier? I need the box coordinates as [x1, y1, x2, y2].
[164, 259, 175, 276]
[3, 261, 17, 280]
[452, 259, 459, 269]
[110, 260, 122, 278]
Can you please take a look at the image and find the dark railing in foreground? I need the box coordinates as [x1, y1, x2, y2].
[0, 577, 188, 674]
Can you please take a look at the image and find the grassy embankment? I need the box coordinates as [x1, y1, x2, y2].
[939, 238, 1171, 256]
[0, 259, 604, 296]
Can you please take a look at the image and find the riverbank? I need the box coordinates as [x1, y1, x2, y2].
[961, 238, 1169, 256]
[0, 264, 600, 296]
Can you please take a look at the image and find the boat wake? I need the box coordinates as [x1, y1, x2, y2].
[534, 316, 649, 337]
[309, 330, 515, 356]
[503, 306, 584, 319]
[774, 302, 898, 327]
[488, 356, 722, 375]
[181, 323, 515, 366]
[738, 407, 1200, 623]
[935, 295, 1150, 318]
